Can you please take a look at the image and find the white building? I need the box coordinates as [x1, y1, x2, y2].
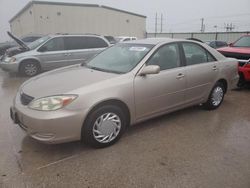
[9, 1, 146, 38]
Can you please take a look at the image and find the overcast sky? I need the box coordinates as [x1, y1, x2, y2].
[0, 0, 250, 42]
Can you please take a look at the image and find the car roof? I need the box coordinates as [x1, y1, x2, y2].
[47, 34, 106, 38]
[123, 38, 189, 45]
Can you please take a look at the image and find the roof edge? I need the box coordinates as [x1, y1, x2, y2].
[9, 0, 146, 23]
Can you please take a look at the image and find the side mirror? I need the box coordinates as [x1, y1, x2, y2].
[38, 46, 48, 52]
[139, 65, 160, 76]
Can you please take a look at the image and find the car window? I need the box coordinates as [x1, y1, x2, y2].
[209, 41, 216, 48]
[41, 37, 64, 51]
[216, 41, 227, 47]
[147, 43, 180, 70]
[233, 36, 250, 47]
[182, 42, 215, 66]
[123, 38, 131, 41]
[28, 36, 51, 50]
[86, 37, 108, 48]
[64, 36, 87, 50]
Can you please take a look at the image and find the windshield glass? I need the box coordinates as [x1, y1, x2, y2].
[86, 43, 154, 74]
[233, 36, 250, 47]
[28, 36, 51, 50]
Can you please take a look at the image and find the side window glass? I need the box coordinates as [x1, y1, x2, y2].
[182, 43, 215, 66]
[147, 43, 180, 71]
[64, 37, 87, 50]
[123, 38, 131, 41]
[40, 37, 64, 51]
[86, 37, 108, 48]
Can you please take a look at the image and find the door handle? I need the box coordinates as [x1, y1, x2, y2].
[176, 73, 185, 79]
[212, 66, 217, 71]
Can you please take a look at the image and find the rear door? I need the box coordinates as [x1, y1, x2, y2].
[64, 36, 109, 65]
[36, 37, 69, 70]
[181, 42, 219, 104]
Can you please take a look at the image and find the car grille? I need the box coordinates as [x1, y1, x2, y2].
[20, 93, 34, 105]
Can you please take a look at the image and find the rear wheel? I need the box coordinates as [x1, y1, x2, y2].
[19, 61, 40, 77]
[204, 82, 225, 110]
[82, 105, 127, 148]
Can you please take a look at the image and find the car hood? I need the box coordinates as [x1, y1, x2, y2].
[21, 65, 119, 98]
[5, 46, 28, 57]
[7, 31, 29, 51]
[217, 46, 250, 54]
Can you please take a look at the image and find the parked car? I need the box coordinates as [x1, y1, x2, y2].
[104, 36, 117, 45]
[0, 34, 43, 56]
[115, 36, 137, 42]
[0, 32, 110, 76]
[205, 40, 228, 49]
[10, 38, 239, 148]
[217, 35, 250, 86]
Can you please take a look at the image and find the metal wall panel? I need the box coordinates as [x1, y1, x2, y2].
[146, 32, 250, 43]
[10, 3, 146, 38]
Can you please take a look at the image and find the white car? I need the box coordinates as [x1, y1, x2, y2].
[116, 36, 137, 42]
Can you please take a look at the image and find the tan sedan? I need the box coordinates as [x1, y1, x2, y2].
[10, 38, 239, 148]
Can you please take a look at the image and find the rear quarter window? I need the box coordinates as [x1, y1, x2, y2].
[86, 37, 108, 48]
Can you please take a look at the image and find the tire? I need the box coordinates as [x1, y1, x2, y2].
[82, 105, 127, 148]
[204, 82, 225, 110]
[19, 61, 40, 77]
[237, 73, 246, 88]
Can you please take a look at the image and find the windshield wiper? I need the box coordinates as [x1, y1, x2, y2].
[84, 65, 123, 74]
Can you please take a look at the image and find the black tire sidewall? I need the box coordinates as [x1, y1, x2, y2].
[82, 105, 127, 148]
[205, 82, 225, 110]
[20, 61, 40, 77]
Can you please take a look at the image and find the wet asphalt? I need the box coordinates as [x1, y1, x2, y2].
[0, 69, 249, 188]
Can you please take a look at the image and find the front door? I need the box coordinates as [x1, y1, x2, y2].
[37, 37, 69, 70]
[134, 43, 187, 120]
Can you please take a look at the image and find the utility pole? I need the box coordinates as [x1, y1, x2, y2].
[155, 13, 158, 37]
[200, 18, 205, 32]
[160, 14, 163, 33]
[224, 23, 235, 32]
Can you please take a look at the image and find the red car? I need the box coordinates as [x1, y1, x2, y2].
[217, 35, 250, 86]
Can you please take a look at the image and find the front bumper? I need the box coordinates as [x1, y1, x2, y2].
[10, 93, 87, 144]
[0, 61, 19, 72]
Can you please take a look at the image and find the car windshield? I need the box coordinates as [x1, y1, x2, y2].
[28, 36, 51, 50]
[85, 43, 154, 74]
[233, 36, 250, 47]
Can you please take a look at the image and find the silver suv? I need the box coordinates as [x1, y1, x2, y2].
[0, 33, 110, 76]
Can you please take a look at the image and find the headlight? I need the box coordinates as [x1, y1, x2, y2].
[5, 57, 16, 63]
[28, 95, 77, 111]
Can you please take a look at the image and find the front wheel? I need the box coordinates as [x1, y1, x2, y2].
[82, 105, 127, 148]
[204, 82, 225, 110]
[19, 61, 40, 77]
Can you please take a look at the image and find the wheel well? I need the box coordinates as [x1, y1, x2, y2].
[217, 79, 228, 93]
[83, 99, 131, 127]
[19, 59, 41, 71]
